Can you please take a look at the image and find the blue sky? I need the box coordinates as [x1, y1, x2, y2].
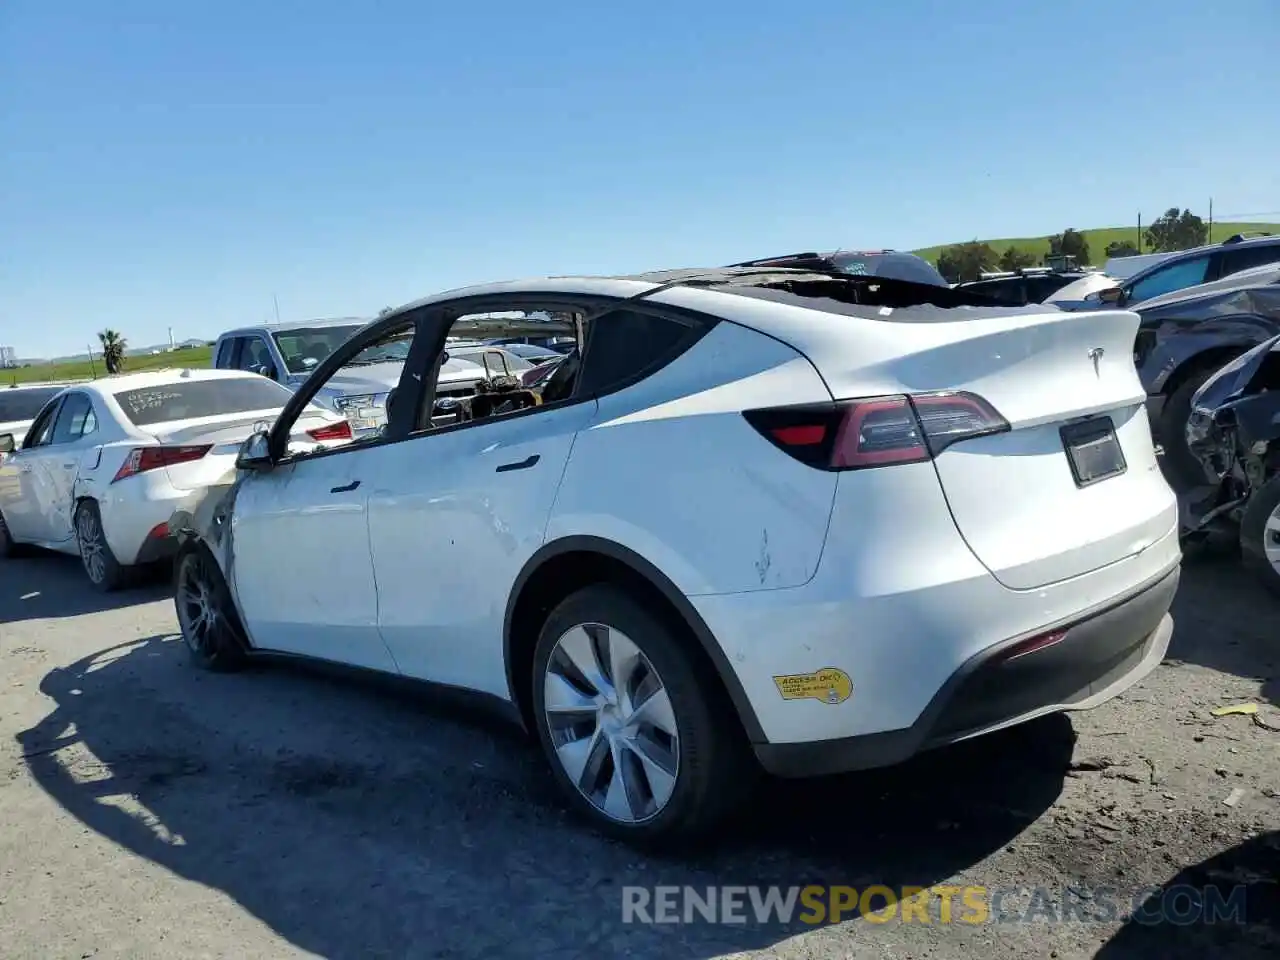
[3, 0, 1278, 358]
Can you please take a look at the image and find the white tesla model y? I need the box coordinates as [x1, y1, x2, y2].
[169, 266, 1181, 845]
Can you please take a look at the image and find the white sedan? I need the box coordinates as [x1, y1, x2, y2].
[0, 367, 350, 590]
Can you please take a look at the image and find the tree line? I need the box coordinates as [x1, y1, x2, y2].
[934, 207, 1212, 283]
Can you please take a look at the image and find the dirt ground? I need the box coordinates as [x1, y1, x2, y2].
[0, 547, 1277, 960]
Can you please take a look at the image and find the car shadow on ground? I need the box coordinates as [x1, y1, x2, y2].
[18, 636, 1075, 959]
[1094, 830, 1279, 959]
[0, 554, 170, 624]
[1170, 548, 1280, 708]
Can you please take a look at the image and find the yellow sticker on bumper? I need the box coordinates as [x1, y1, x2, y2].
[773, 668, 853, 705]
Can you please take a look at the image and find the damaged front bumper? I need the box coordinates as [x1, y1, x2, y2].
[1183, 335, 1280, 533]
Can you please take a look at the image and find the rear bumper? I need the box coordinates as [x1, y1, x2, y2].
[92, 475, 189, 566]
[754, 565, 1178, 778]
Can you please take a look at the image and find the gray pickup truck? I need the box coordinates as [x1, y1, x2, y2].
[211, 318, 528, 437]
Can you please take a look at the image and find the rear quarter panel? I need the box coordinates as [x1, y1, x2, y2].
[548, 321, 838, 595]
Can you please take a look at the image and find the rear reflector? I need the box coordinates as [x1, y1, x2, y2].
[998, 629, 1068, 662]
[112, 445, 213, 483]
[743, 391, 1009, 471]
[307, 420, 354, 442]
[147, 522, 170, 540]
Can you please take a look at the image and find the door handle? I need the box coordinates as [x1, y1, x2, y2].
[495, 454, 540, 473]
[62, 462, 77, 469]
[330, 480, 362, 493]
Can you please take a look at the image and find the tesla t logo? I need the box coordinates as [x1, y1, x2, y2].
[1088, 347, 1105, 376]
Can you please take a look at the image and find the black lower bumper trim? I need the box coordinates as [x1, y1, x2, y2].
[754, 565, 1180, 779]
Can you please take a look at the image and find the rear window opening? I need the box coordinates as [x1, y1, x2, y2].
[114, 378, 295, 426]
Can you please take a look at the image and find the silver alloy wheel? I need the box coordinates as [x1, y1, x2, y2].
[1265, 501, 1280, 575]
[176, 554, 220, 655]
[542, 622, 680, 824]
[76, 507, 106, 584]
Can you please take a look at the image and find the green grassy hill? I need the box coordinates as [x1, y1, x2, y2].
[3, 345, 214, 386]
[911, 222, 1280, 266]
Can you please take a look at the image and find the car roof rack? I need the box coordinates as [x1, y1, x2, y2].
[1223, 232, 1274, 244]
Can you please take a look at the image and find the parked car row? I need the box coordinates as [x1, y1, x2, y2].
[7, 250, 1274, 847]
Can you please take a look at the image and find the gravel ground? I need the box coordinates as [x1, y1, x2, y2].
[0, 550, 1277, 960]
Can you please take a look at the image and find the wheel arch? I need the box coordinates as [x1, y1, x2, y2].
[502, 535, 766, 743]
[1160, 343, 1254, 398]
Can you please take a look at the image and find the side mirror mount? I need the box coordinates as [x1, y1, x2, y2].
[384, 387, 398, 421]
[236, 430, 273, 471]
[0, 433, 14, 454]
[1098, 286, 1124, 305]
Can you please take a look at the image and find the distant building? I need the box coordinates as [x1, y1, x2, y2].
[0, 346, 16, 369]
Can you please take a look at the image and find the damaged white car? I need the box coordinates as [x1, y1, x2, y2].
[0, 368, 351, 589]
[169, 267, 1180, 846]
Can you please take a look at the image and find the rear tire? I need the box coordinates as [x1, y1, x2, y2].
[530, 584, 756, 848]
[174, 546, 249, 671]
[1239, 475, 1280, 598]
[74, 500, 129, 592]
[1158, 370, 1217, 492]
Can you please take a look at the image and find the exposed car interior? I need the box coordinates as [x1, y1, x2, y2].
[423, 311, 582, 428]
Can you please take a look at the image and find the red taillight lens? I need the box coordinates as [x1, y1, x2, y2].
[307, 420, 353, 442]
[742, 391, 1009, 471]
[832, 395, 929, 468]
[112, 444, 213, 483]
[909, 392, 1009, 456]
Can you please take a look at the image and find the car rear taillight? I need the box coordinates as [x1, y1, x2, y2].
[112, 444, 213, 483]
[307, 420, 353, 442]
[742, 392, 1009, 471]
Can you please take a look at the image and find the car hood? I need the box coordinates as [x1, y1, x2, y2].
[0, 418, 33, 442]
[1136, 277, 1280, 328]
[290, 358, 488, 403]
[303, 361, 404, 397]
[1045, 273, 1119, 306]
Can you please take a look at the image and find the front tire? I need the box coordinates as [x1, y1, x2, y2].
[530, 584, 754, 847]
[174, 546, 249, 671]
[1239, 475, 1280, 598]
[74, 500, 128, 592]
[1159, 370, 1217, 492]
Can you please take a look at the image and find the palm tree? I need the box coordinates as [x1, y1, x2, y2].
[98, 329, 127, 375]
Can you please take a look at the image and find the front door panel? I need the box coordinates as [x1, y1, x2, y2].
[230, 456, 398, 673]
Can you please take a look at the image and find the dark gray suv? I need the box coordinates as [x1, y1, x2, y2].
[1097, 233, 1280, 309]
